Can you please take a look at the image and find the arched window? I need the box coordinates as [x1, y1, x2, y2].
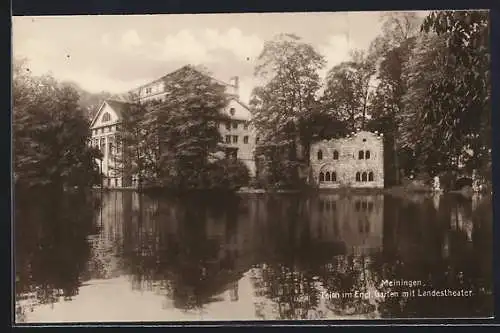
[358, 150, 364, 159]
[356, 172, 361, 182]
[333, 150, 339, 160]
[331, 172, 337, 182]
[368, 172, 374, 181]
[362, 172, 367, 182]
[325, 172, 331, 181]
[317, 150, 323, 160]
[102, 112, 111, 122]
[365, 150, 371, 159]
[319, 172, 325, 182]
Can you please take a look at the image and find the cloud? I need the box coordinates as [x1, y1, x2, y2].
[159, 29, 212, 64]
[204, 28, 263, 61]
[153, 28, 264, 65]
[121, 29, 142, 48]
[318, 34, 355, 78]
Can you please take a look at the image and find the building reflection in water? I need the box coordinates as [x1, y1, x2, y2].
[15, 189, 493, 322]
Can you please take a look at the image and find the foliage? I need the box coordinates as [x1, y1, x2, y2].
[367, 13, 423, 185]
[139, 66, 229, 190]
[13, 58, 101, 189]
[204, 158, 250, 190]
[106, 101, 147, 186]
[250, 34, 325, 187]
[322, 50, 377, 131]
[61, 81, 125, 120]
[400, 10, 490, 176]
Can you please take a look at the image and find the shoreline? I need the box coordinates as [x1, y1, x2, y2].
[92, 185, 489, 196]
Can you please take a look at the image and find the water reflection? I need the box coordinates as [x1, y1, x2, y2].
[15, 189, 493, 322]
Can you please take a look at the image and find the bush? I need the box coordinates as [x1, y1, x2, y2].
[205, 159, 250, 191]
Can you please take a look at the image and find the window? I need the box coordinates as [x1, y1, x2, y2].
[115, 178, 119, 187]
[243, 136, 249, 144]
[368, 171, 374, 181]
[232, 135, 238, 143]
[362, 172, 368, 182]
[363, 138, 367, 142]
[331, 172, 337, 182]
[102, 112, 111, 123]
[232, 122, 238, 129]
[365, 150, 371, 159]
[358, 150, 364, 159]
[108, 142, 113, 156]
[317, 150, 323, 160]
[145, 87, 152, 94]
[325, 172, 331, 181]
[244, 122, 249, 130]
[333, 150, 339, 160]
[368, 202, 374, 211]
[356, 172, 361, 182]
[225, 135, 231, 143]
[319, 172, 325, 182]
[229, 107, 236, 116]
[361, 201, 368, 210]
[225, 122, 231, 130]
[355, 201, 361, 211]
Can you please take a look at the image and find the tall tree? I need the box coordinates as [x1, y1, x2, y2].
[322, 50, 377, 132]
[13, 58, 101, 190]
[250, 33, 325, 186]
[368, 12, 423, 184]
[142, 66, 228, 190]
[400, 10, 490, 177]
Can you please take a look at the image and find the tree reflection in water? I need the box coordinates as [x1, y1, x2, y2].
[15, 187, 99, 322]
[15, 189, 493, 322]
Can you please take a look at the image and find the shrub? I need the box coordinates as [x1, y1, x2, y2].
[205, 159, 250, 191]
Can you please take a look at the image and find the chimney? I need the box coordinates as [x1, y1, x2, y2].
[230, 76, 239, 98]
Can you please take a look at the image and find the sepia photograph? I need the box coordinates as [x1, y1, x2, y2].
[12, 10, 492, 323]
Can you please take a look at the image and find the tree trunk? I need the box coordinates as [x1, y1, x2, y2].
[393, 124, 400, 185]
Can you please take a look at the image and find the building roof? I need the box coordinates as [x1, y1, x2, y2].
[129, 65, 233, 94]
[89, 99, 136, 128]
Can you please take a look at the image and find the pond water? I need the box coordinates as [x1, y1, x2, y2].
[14, 189, 493, 323]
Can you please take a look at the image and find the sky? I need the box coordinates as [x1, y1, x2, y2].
[13, 12, 427, 104]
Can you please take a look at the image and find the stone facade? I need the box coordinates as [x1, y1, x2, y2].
[309, 130, 384, 189]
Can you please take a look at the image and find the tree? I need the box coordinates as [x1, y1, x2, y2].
[322, 50, 377, 132]
[420, 10, 491, 177]
[141, 65, 229, 190]
[368, 12, 423, 185]
[400, 10, 490, 177]
[109, 99, 152, 188]
[13, 58, 101, 190]
[250, 33, 326, 186]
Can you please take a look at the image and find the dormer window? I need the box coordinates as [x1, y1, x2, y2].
[102, 112, 111, 123]
[229, 107, 236, 116]
[317, 150, 323, 160]
[333, 150, 339, 160]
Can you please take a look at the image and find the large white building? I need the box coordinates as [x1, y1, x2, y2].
[90, 66, 256, 188]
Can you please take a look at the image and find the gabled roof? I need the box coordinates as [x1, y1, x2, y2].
[89, 99, 136, 128]
[129, 65, 233, 94]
